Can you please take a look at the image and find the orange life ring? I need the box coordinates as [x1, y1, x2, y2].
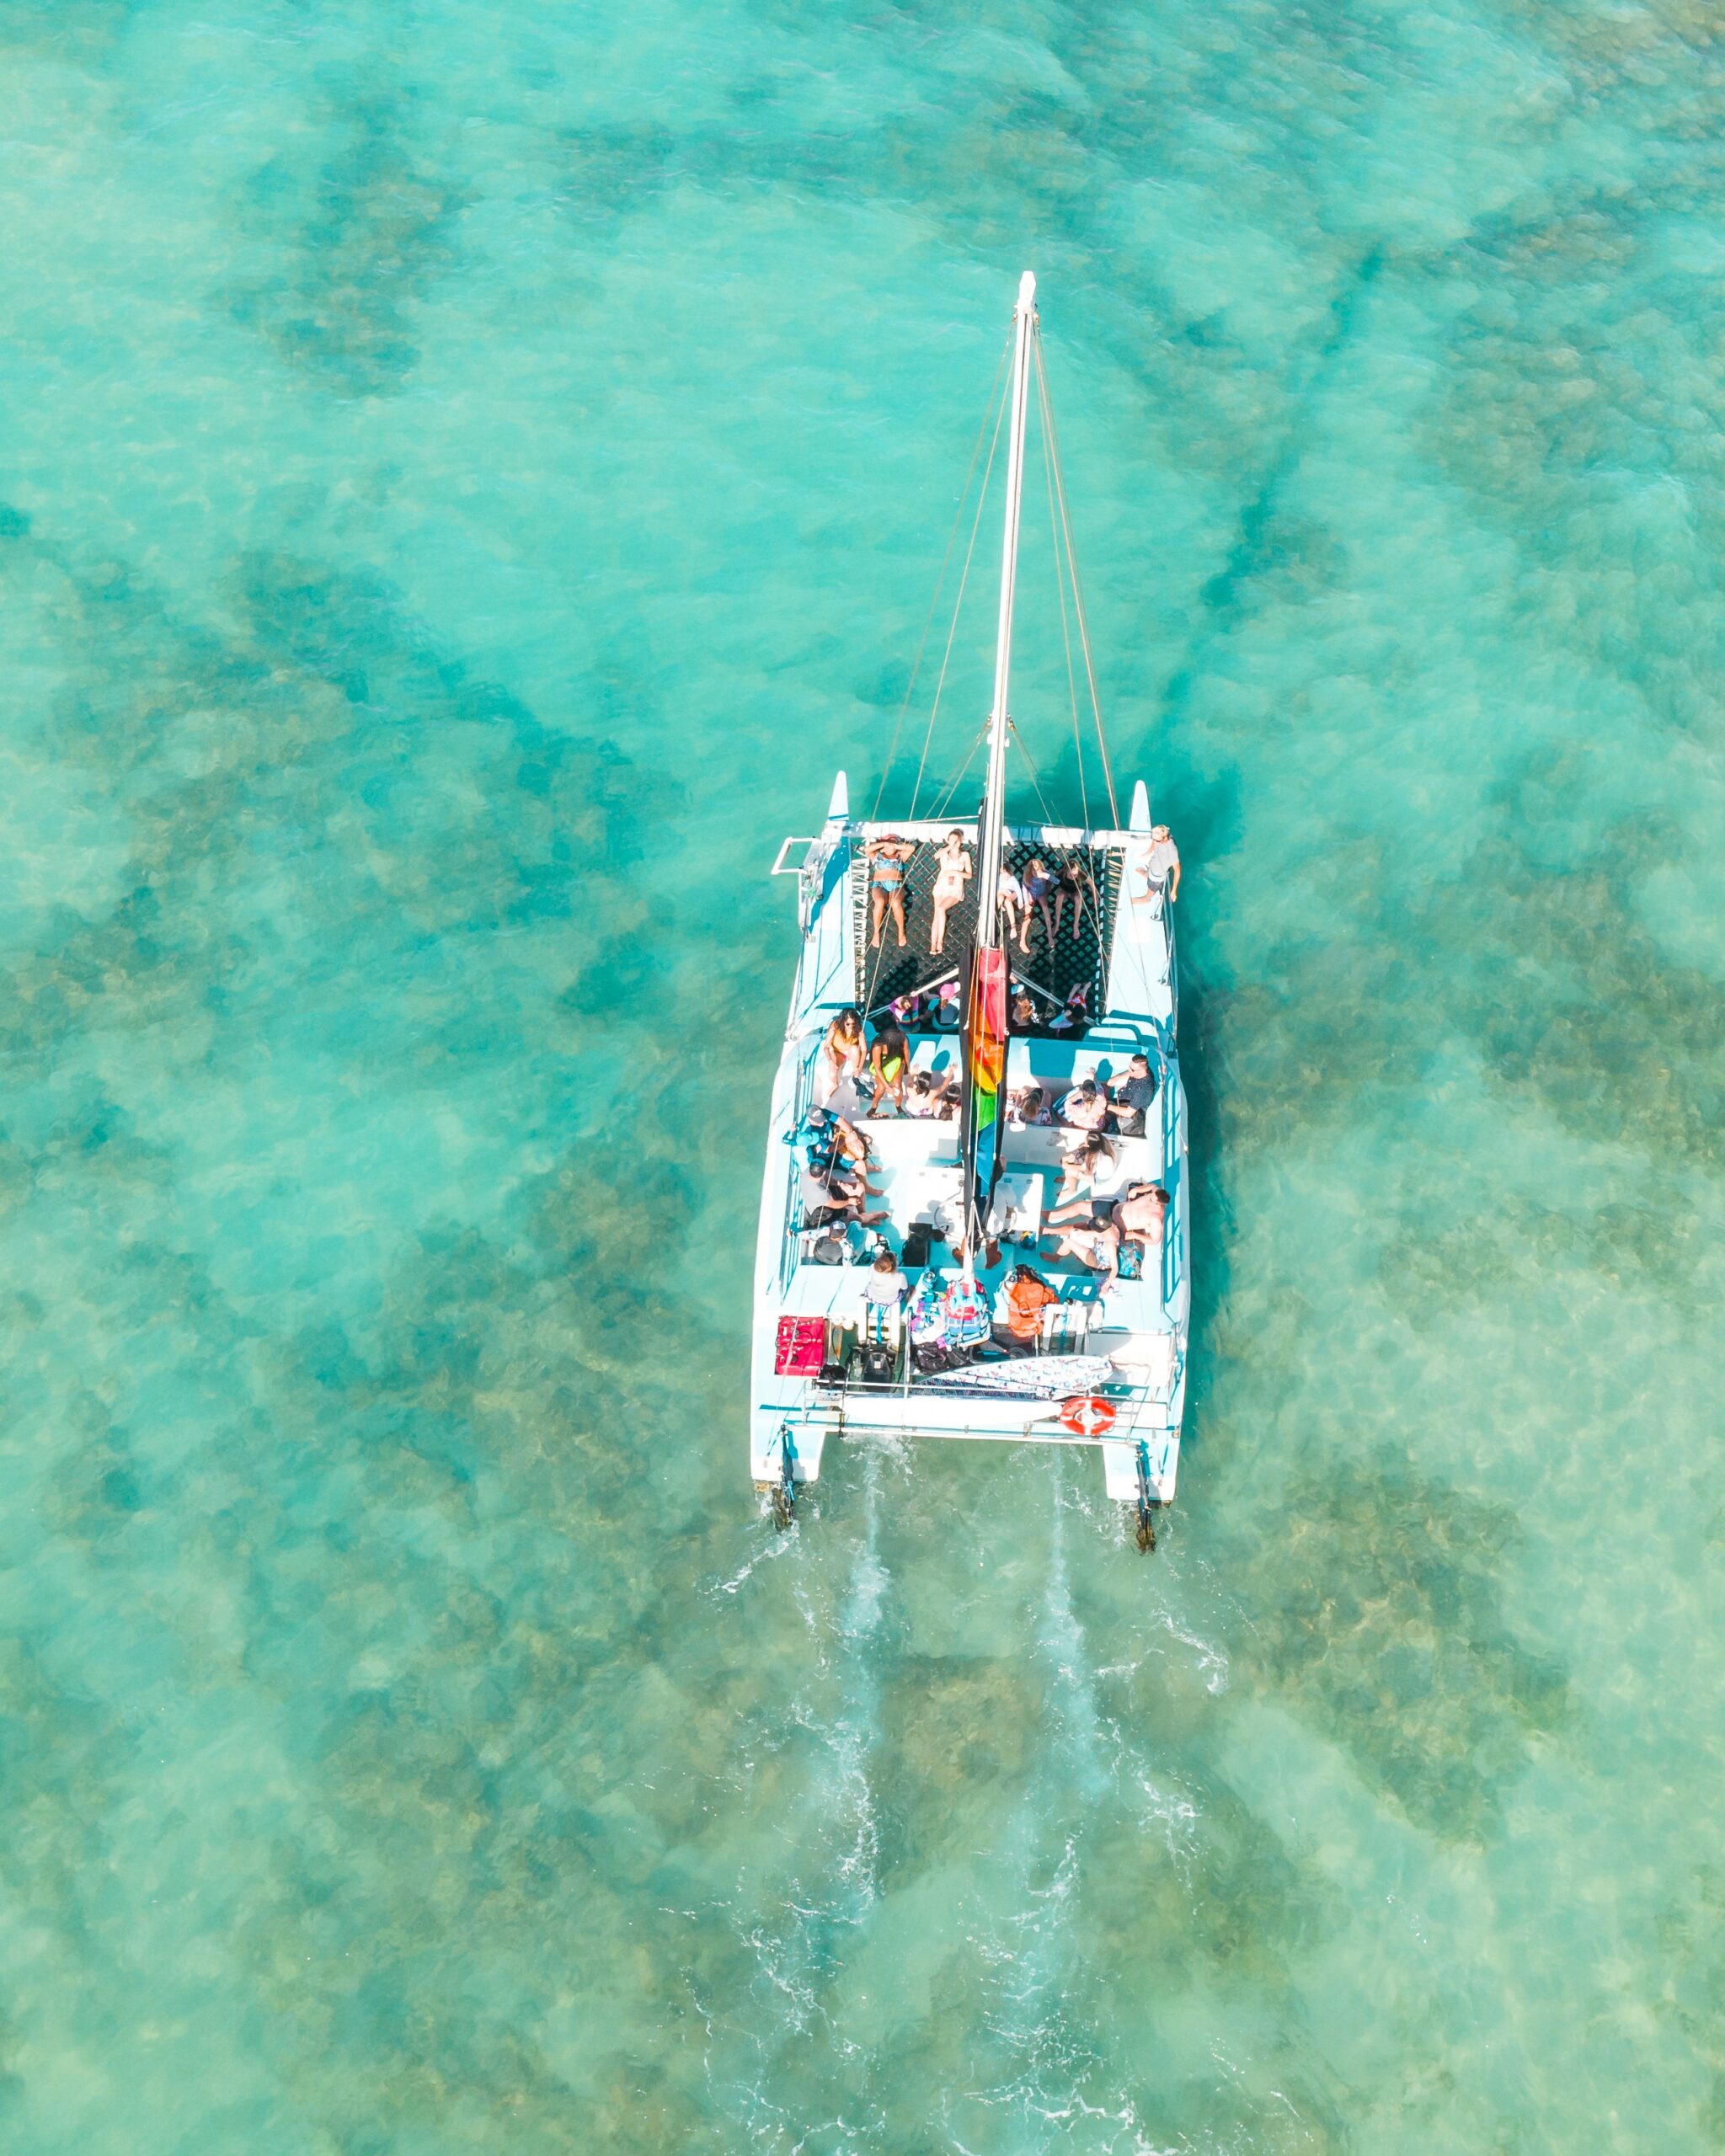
[1060, 1395, 1116, 1438]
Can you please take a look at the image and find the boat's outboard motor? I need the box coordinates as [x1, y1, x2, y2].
[1135, 1439, 1157, 1555]
[771, 1423, 798, 1532]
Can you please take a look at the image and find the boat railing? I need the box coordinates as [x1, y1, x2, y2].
[1160, 1035, 1182, 1310]
[776, 1036, 824, 1294]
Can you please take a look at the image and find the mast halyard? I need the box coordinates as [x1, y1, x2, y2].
[975, 270, 1038, 948]
[959, 270, 1038, 1262]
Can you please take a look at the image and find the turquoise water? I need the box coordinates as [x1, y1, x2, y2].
[3, 1, 1724, 2148]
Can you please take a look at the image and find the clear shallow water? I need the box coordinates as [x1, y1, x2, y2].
[2, 0, 1723, 2148]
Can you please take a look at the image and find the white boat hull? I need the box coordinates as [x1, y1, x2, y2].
[751, 783, 1190, 1529]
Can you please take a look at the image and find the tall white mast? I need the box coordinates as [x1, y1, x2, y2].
[975, 270, 1037, 948]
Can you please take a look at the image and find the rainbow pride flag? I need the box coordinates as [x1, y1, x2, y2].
[960, 943, 1009, 1242]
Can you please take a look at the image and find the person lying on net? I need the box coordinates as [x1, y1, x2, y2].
[1017, 857, 1057, 953]
[866, 835, 916, 950]
[991, 1264, 1059, 1358]
[997, 867, 1027, 949]
[1052, 856, 1097, 942]
[929, 830, 973, 956]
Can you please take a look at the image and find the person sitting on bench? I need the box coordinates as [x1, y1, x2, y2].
[1060, 1077, 1111, 1131]
[863, 1247, 907, 1310]
[801, 1161, 888, 1230]
[1108, 1054, 1157, 1135]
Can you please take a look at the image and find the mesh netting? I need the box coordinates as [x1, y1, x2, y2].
[852, 839, 1119, 1030]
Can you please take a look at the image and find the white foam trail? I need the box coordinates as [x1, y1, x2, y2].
[724, 1447, 891, 2135]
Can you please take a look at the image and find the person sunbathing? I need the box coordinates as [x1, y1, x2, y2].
[1051, 1132, 1114, 1210]
[1114, 1182, 1169, 1254]
[1018, 857, 1056, 953]
[1044, 1215, 1119, 1283]
[866, 835, 916, 949]
[1052, 855, 1097, 941]
[997, 866, 1027, 948]
[929, 830, 973, 955]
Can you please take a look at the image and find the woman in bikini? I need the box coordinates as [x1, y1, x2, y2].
[814, 1006, 867, 1107]
[1017, 856, 1057, 954]
[867, 1018, 910, 1117]
[928, 830, 972, 956]
[1051, 854, 1097, 942]
[866, 835, 916, 949]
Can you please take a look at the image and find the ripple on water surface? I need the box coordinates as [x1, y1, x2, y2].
[1, 0, 1724, 2150]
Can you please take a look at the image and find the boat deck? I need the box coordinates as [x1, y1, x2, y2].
[816, 1041, 1169, 1286]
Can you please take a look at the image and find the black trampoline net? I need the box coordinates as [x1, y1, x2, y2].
[851, 838, 1120, 1033]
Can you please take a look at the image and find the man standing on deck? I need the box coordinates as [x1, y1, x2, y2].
[1145, 825, 1181, 906]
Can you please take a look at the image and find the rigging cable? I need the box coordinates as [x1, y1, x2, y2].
[1033, 324, 1120, 827]
[1005, 719, 1056, 827]
[872, 329, 1013, 821]
[910, 369, 1012, 821]
[928, 719, 990, 823]
[1034, 344, 1091, 830]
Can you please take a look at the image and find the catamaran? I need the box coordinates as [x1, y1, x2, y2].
[751, 272, 1188, 1550]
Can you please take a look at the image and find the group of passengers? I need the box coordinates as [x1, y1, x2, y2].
[1007, 1052, 1157, 1138]
[868, 830, 1163, 958]
[802, 1016, 1170, 1294]
[795, 1107, 891, 1235]
[1042, 1159, 1170, 1284]
[818, 1002, 1158, 1140]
